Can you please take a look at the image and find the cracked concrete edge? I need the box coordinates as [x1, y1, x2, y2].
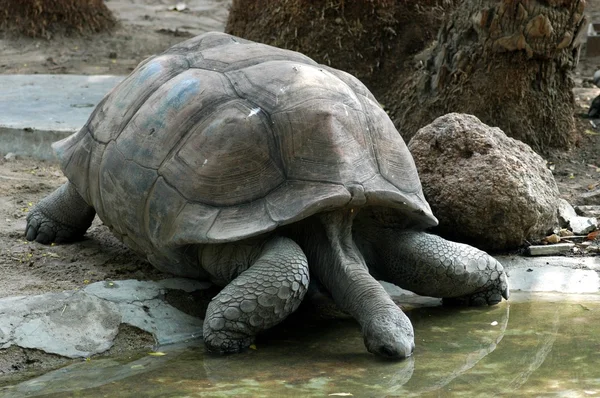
[82, 278, 212, 302]
[0, 74, 125, 159]
[0, 290, 120, 358]
[496, 255, 600, 294]
[0, 279, 207, 359]
[0, 128, 70, 160]
[117, 299, 203, 345]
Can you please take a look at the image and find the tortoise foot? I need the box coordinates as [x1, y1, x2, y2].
[204, 330, 255, 355]
[443, 271, 509, 307]
[25, 183, 95, 244]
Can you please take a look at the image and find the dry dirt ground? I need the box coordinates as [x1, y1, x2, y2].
[0, 0, 230, 75]
[0, 0, 599, 377]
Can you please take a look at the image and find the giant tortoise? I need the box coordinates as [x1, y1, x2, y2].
[26, 32, 509, 359]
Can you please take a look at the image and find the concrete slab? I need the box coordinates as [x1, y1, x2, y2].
[0, 278, 206, 358]
[0, 291, 120, 358]
[0, 75, 124, 159]
[497, 255, 600, 294]
[84, 279, 208, 346]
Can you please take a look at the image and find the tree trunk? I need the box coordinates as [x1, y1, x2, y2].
[226, 0, 458, 105]
[0, 0, 115, 38]
[390, 0, 587, 152]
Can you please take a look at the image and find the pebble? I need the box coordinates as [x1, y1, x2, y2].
[527, 243, 575, 256]
[569, 216, 598, 235]
[558, 199, 577, 227]
[575, 205, 600, 218]
[4, 152, 16, 161]
[579, 189, 600, 205]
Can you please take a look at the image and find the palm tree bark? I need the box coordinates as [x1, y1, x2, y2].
[226, 0, 458, 106]
[0, 0, 115, 38]
[390, 0, 587, 151]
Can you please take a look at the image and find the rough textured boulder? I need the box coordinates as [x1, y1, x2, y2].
[408, 113, 559, 251]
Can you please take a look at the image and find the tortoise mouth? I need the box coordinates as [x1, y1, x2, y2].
[367, 342, 414, 360]
[363, 311, 416, 360]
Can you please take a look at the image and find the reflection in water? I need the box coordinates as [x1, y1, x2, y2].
[505, 306, 559, 393]
[3, 293, 600, 397]
[404, 303, 510, 395]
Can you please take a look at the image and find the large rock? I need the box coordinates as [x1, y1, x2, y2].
[408, 113, 559, 251]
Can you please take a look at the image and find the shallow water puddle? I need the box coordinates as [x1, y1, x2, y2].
[3, 292, 600, 397]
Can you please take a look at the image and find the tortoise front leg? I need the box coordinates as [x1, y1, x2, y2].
[25, 182, 96, 244]
[301, 210, 416, 359]
[201, 236, 310, 354]
[365, 230, 509, 306]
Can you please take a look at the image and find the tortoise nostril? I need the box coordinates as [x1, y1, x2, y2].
[377, 342, 414, 359]
[379, 345, 398, 357]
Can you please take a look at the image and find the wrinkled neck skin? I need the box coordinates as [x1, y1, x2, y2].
[283, 208, 414, 359]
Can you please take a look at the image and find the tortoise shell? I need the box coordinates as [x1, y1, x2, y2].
[53, 32, 436, 262]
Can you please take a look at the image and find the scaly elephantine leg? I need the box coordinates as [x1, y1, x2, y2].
[25, 182, 96, 244]
[366, 230, 509, 306]
[202, 236, 309, 354]
[299, 210, 415, 359]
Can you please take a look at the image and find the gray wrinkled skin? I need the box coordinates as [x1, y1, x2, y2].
[200, 237, 310, 354]
[25, 32, 509, 359]
[25, 183, 95, 244]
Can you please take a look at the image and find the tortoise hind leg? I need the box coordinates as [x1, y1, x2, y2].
[202, 236, 310, 354]
[26, 182, 96, 244]
[360, 230, 509, 306]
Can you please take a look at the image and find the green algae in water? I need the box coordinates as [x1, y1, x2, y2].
[3, 293, 600, 397]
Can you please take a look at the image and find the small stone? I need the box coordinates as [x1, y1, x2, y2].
[527, 243, 575, 256]
[579, 189, 600, 205]
[544, 234, 561, 244]
[575, 205, 600, 218]
[558, 228, 573, 237]
[569, 216, 598, 235]
[557, 199, 577, 227]
[169, 2, 187, 11]
[4, 152, 16, 161]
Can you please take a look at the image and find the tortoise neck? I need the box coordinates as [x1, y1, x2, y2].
[290, 209, 398, 327]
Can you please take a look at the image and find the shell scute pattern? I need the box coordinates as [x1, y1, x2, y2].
[115, 69, 237, 170]
[91, 54, 190, 144]
[159, 99, 285, 206]
[184, 43, 318, 73]
[53, 32, 436, 252]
